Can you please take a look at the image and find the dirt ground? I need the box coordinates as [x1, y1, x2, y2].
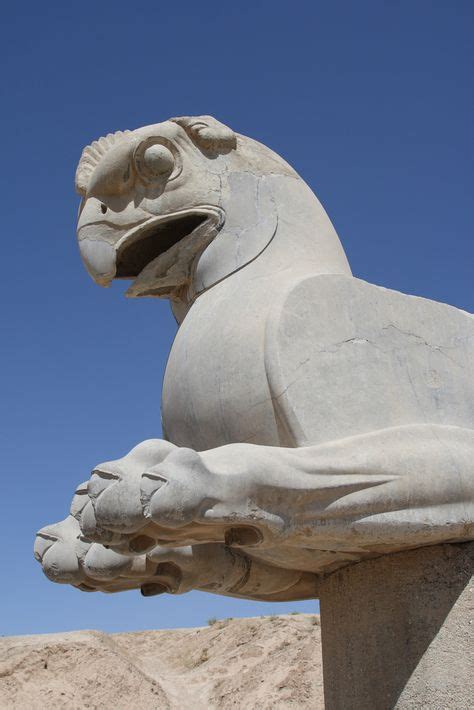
[0, 614, 324, 709]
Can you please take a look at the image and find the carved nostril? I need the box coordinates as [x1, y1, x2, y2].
[100, 203, 107, 214]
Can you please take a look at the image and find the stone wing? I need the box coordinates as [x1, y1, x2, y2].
[264, 274, 474, 447]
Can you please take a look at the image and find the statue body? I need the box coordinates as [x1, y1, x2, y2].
[164, 268, 474, 451]
[35, 116, 474, 601]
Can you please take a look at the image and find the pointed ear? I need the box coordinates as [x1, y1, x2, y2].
[170, 115, 236, 156]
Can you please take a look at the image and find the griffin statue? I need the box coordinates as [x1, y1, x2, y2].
[34, 116, 474, 602]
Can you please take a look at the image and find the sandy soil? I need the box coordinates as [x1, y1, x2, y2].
[0, 614, 324, 709]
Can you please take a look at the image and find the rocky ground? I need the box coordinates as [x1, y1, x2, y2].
[0, 614, 324, 709]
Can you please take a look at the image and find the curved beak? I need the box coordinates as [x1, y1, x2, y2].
[78, 236, 117, 287]
[77, 207, 225, 294]
[76, 195, 149, 287]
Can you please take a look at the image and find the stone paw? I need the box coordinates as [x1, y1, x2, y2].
[34, 512, 317, 601]
[34, 514, 145, 592]
[142, 543, 318, 600]
[72, 441, 285, 551]
[70, 479, 156, 556]
[140, 448, 285, 548]
[143, 543, 246, 595]
[65, 439, 176, 552]
[34, 515, 92, 586]
[34, 516, 254, 599]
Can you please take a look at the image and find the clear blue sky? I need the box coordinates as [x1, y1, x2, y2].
[1, 1, 472, 635]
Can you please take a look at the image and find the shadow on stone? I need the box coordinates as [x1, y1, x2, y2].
[319, 542, 474, 710]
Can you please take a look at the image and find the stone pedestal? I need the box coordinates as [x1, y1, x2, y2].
[319, 542, 474, 710]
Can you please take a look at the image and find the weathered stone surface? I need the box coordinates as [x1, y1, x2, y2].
[32, 113, 474, 710]
[320, 542, 474, 710]
[35, 115, 473, 600]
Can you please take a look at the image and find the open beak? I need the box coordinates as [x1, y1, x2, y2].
[78, 207, 223, 297]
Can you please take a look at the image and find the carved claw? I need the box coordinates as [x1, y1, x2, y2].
[34, 516, 90, 585]
[70, 481, 120, 544]
[87, 439, 176, 535]
[145, 543, 319, 600]
[140, 448, 212, 527]
[139, 448, 285, 547]
[34, 513, 142, 588]
[60, 441, 178, 556]
[34, 513, 176, 594]
[71, 443, 286, 550]
[34, 517, 317, 601]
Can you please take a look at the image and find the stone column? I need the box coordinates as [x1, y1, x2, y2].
[319, 542, 474, 710]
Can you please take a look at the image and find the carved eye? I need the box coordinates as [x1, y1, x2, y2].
[143, 144, 174, 176]
[134, 139, 181, 183]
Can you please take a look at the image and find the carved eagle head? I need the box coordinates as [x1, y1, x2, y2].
[75, 115, 297, 302]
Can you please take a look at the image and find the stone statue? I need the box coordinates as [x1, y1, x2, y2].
[34, 115, 474, 602]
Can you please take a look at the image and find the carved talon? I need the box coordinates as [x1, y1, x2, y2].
[88, 466, 144, 534]
[69, 440, 176, 543]
[34, 514, 139, 588]
[140, 450, 210, 528]
[34, 516, 89, 584]
[82, 544, 134, 581]
[34, 517, 300, 600]
[70, 481, 124, 546]
[139, 453, 284, 547]
[72, 444, 262, 550]
[34, 514, 171, 593]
